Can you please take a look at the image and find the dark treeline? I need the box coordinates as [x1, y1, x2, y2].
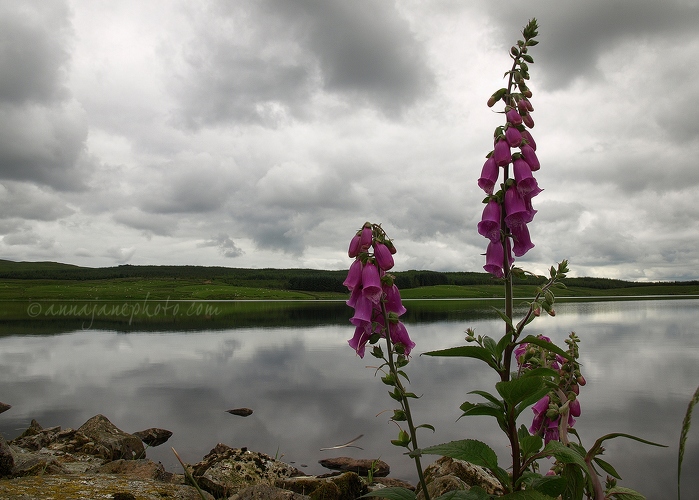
[2, 259, 697, 292]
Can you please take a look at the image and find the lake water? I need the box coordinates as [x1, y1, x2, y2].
[0, 298, 697, 498]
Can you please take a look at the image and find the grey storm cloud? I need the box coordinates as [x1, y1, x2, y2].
[0, 0, 72, 104]
[198, 233, 244, 258]
[172, 0, 433, 127]
[483, 0, 699, 90]
[0, 0, 91, 191]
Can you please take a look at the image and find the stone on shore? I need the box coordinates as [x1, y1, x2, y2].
[77, 414, 145, 460]
[133, 427, 173, 447]
[190, 443, 306, 498]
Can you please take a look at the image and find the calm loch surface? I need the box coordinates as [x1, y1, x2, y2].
[0, 298, 697, 497]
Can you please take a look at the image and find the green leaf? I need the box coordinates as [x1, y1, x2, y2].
[469, 390, 504, 407]
[361, 487, 417, 499]
[421, 439, 499, 470]
[540, 441, 587, 470]
[498, 491, 555, 499]
[589, 432, 667, 457]
[433, 489, 490, 500]
[416, 423, 436, 432]
[491, 307, 515, 331]
[515, 385, 551, 419]
[519, 367, 559, 380]
[459, 401, 506, 420]
[496, 332, 512, 360]
[482, 335, 498, 357]
[519, 434, 543, 458]
[529, 475, 566, 497]
[593, 456, 621, 479]
[559, 463, 585, 500]
[496, 376, 546, 407]
[423, 346, 498, 369]
[679, 384, 699, 500]
[388, 388, 402, 402]
[397, 370, 410, 383]
[518, 336, 573, 362]
[606, 486, 646, 499]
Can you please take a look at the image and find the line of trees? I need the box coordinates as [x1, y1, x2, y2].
[1, 260, 696, 292]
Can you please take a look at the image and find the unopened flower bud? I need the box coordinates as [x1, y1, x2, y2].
[577, 375, 587, 386]
[546, 408, 559, 419]
[348, 234, 361, 258]
[522, 112, 535, 128]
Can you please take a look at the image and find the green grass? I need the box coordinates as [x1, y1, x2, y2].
[2, 279, 699, 303]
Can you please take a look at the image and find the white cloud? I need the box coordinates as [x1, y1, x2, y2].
[0, 0, 696, 279]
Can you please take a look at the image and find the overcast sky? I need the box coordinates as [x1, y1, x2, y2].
[1, 0, 698, 281]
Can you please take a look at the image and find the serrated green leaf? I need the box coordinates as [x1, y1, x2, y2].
[496, 376, 546, 407]
[483, 335, 498, 357]
[540, 441, 587, 470]
[519, 434, 543, 458]
[496, 332, 512, 360]
[529, 475, 566, 497]
[421, 439, 499, 469]
[361, 486, 417, 499]
[423, 346, 498, 369]
[491, 307, 515, 331]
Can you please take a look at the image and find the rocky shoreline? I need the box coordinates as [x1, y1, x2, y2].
[0, 413, 502, 499]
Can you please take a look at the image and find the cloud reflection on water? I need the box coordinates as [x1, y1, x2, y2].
[0, 299, 696, 497]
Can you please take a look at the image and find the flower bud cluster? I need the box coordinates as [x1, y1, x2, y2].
[344, 223, 414, 358]
[516, 333, 585, 444]
[478, 23, 541, 278]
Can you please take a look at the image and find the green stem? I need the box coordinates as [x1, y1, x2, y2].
[381, 300, 431, 500]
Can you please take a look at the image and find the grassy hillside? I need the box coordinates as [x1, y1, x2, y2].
[0, 259, 698, 301]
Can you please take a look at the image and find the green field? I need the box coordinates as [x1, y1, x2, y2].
[1, 258, 699, 302]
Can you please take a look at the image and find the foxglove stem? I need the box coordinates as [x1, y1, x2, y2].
[379, 299, 430, 500]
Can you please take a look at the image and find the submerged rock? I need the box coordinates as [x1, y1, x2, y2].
[0, 402, 10, 415]
[226, 408, 254, 417]
[318, 456, 390, 477]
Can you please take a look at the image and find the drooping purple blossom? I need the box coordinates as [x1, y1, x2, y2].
[484, 240, 505, 278]
[361, 262, 383, 303]
[343, 259, 363, 291]
[478, 156, 499, 194]
[504, 185, 536, 228]
[477, 199, 501, 243]
[510, 222, 534, 257]
[513, 157, 539, 196]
